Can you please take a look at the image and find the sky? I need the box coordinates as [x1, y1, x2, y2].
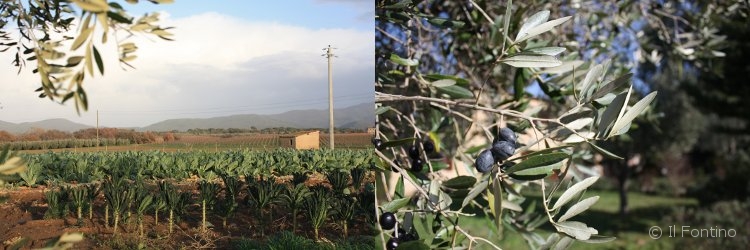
[0, 0, 374, 128]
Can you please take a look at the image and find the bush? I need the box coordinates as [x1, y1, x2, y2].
[662, 199, 750, 249]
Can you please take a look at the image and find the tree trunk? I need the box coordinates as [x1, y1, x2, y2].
[616, 161, 629, 217]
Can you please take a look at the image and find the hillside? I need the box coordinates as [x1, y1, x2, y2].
[139, 102, 374, 132]
[0, 118, 92, 134]
[0, 103, 374, 133]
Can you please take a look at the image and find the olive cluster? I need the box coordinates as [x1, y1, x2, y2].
[379, 212, 419, 250]
[406, 140, 434, 172]
[372, 137, 435, 173]
[475, 128, 518, 173]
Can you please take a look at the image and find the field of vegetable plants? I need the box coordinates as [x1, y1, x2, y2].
[0, 149, 377, 249]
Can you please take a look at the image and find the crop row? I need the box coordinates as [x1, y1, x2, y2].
[2, 138, 131, 151]
[12, 148, 377, 246]
[18, 148, 376, 186]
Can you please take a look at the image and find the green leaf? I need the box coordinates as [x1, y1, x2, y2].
[381, 197, 410, 213]
[578, 64, 603, 102]
[382, 137, 416, 148]
[375, 106, 390, 115]
[538, 60, 584, 75]
[501, 0, 512, 51]
[540, 233, 561, 250]
[554, 221, 598, 240]
[590, 73, 633, 101]
[491, 178, 503, 230]
[501, 54, 562, 68]
[506, 152, 568, 175]
[395, 176, 404, 199]
[389, 53, 418, 66]
[463, 144, 487, 155]
[71, 15, 93, 51]
[596, 91, 628, 138]
[442, 176, 476, 189]
[609, 91, 657, 137]
[515, 10, 550, 42]
[72, 0, 109, 12]
[66, 56, 84, 67]
[461, 179, 488, 208]
[524, 47, 566, 56]
[589, 143, 624, 160]
[565, 117, 594, 131]
[396, 240, 430, 250]
[552, 176, 599, 210]
[423, 74, 470, 86]
[516, 16, 572, 44]
[436, 85, 474, 99]
[580, 235, 616, 243]
[93, 45, 104, 75]
[508, 173, 549, 181]
[430, 79, 456, 87]
[107, 11, 133, 24]
[552, 236, 575, 250]
[558, 196, 599, 222]
[427, 17, 465, 28]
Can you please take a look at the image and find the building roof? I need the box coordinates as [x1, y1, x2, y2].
[279, 130, 320, 138]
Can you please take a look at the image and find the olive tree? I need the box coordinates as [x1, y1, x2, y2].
[374, 1, 657, 249]
[0, 0, 173, 114]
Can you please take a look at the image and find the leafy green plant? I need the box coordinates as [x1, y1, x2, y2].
[246, 176, 283, 236]
[69, 185, 87, 226]
[134, 190, 153, 239]
[151, 194, 167, 227]
[19, 162, 41, 187]
[103, 176, 129, 234]
[44, 187, 68, 219]
[199, 180, 220, 232]
[217, 173, 241, 229]
[280, 183, 311, 233]
[350, 168, 366, 194]
[85, 183, 100, 220]
[326, 170, 350, 194]
[159, 180, 189, 235]
[305, 185, 331, 241]
[333, 194, 358, 239]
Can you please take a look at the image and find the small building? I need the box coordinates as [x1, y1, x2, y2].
[367, 127, 376, 135]
[279, 131, 320, 149]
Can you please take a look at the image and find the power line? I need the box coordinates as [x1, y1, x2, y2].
[99, 92, 372, 116]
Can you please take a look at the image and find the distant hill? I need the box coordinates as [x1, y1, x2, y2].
[0, 103, 374, 134]
[140, 102, 374, 132]
[0, 118, 92, 134]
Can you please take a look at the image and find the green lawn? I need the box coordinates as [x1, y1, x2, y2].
[385, 189, 698, 249]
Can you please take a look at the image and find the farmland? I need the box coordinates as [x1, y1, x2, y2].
[0, 149, 377, 249]
[11, 132, 374, 153]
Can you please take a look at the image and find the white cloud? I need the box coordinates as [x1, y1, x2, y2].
[0, 12, 374, 128]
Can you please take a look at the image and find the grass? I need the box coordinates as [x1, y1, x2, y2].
[386, 189, 697, 249]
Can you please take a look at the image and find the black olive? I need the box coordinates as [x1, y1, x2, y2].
[475, 149, 495, 173]
[410, 158, 423, 172]
[491, 140, 515, 162]
[380, 212, 397, 230]
[422, 140, 435, 153]
[408, 145, 419, 159]
[497, 127, 517, 145]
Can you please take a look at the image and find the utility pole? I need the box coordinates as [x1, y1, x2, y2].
[323, 45, 336, 149]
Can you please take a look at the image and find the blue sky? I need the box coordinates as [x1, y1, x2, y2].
[127, 1, 372, 31]
[0, 0, 374, 128]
